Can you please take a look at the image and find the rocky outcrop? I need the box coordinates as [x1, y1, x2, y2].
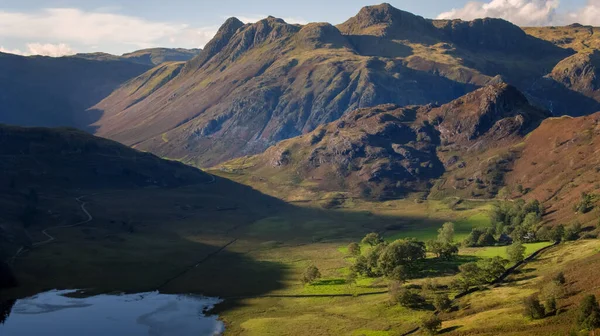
[224, 85, 547, 199]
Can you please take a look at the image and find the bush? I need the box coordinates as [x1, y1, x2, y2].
[433, 294, 452, 313]
[361, 232, 384, 246]
[545, 297, 557, 316]
[507, 241, 526, 263]
[577, 295, 600, 331]
[347, 242, 361, 256]
[301, 265, 321, 284]
[420, 314, 442, 335]
[573, 192, 595, 214]
[523, 295, 545, 320]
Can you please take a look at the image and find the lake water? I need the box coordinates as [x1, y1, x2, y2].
[0, 290, 224, 336]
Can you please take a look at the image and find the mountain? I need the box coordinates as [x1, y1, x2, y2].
[91, 4, 571, 167]
[76, 48, 202, 66]
[0, 52, 151, 129]
[216, 84, 548, 200]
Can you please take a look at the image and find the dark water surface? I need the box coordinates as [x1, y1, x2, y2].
[0, 290, 224, 335]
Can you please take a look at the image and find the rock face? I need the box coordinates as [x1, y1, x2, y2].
[425, 84, 549, 147]
[220, 84, 548, 199]
[91, 4, 570, 167]
[548, 51, 600, 99]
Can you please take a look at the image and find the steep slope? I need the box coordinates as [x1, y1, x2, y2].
[92, 4, 569, 167]
[217, 84, 548, 200]
[75, 48, 201, 66]
[0, 53, 151, 129]
[504, 113, 600, 225]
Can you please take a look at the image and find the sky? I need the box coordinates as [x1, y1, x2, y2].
[0, 0, 597, 57]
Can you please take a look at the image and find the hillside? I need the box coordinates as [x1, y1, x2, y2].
[91, 4, 572, 167]
[0, 124, 212, 268]
[216, 84, 548, 201]
[504, 113, 600, 226]
[0, 52, 151, 129]
[76, 47, 201, 66]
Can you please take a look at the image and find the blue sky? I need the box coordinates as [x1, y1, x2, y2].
[0, 0, 596, 56]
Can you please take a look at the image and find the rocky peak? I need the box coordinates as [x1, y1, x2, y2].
[183, 17, 244, 73]
[549, 51, 600, 93]
[427, 84, 549, 145]
[296, 23, 350, 49]
[337, 3, 437, 39]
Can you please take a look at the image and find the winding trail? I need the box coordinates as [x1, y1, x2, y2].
[33, 196, 93, 247]
[8, 195, 93, 264]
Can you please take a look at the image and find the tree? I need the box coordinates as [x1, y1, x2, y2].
[459, 257, 508, 286]
[553, 272, 566, 285]
[433, 293, 452, 313]
[427, 240, 458, 260]
[523, 295, 545, 320]
[377, 239, 426, 276]
[551, 225, 565, 243]
[361, 232, 384, 246]
[545, 297, 557, 316]
[301, 265, 321, 284]
[574, 192, 595, 214]
[420, 314, 442, 335]
[394, 287, 425, 308]
[438, 222, 455, 244]
[507, 241, 526, 264]
[351, 255, 369, 276]
[577, 295, 600, 331]
[564, 224, 581, 241]
[347, 242, 361, 256]
[389, 265, 407, 283]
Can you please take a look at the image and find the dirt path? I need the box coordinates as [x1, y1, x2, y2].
[33, 196, 93, 247]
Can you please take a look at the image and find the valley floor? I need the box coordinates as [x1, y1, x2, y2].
[3, 182, 598, 335]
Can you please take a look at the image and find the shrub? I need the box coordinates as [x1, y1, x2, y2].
[301, 265, 321, 284]
[347, 242, 361, 256]
[361, 232, 384, 247]
[523, 295, 545, 320]
[420, 314, 442, 335]
[545, 297, 557, 316]
[433, 294, 452, 313]
[507, 241, 526, 263]
[577, 295, 600, 331]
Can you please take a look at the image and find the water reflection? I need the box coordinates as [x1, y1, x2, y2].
[0, 290, 223, 335]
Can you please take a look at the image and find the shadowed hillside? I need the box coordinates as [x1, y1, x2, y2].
[0, 53, 151, 129]
[91, 4, 571, 167]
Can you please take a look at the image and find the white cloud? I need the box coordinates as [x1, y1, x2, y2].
[26, 43, 74, 57]
[229, 15, 308, 25]
[0, 8, 218, 55]
[0, 43, 74, 57]
[437, 0, 560, 26]
[567, 0, 600, 25]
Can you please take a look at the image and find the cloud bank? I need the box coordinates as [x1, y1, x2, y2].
[0, 8, 218, 56]
[437, 0, 600, 26]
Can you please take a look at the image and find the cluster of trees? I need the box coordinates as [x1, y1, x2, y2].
[350, 233, 426, 280]
[426, 223, 459, 260]
[464, 198, 586, 248]
[573, 192, 596, 214]
[452, 257, 508, 290]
